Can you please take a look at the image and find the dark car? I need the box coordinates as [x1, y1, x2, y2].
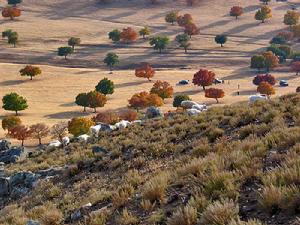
[280, 80, 289, 87]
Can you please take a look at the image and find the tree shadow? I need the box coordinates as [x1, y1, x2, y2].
[0, 80, 25, 86]
[115, 80, 148, 89]
[44, 110, 93, 119]
[231, 89, 257, 96]
[174, 89, 201, 96]
[60, 102, 76, 107]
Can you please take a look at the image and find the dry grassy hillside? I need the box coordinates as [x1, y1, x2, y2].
[0, 0, 300, 142]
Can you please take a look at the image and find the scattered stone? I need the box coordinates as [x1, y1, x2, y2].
[62, 137, 70, 146]
[0, 177, 10, 197]
[0, 146, 24, 164]
[146, 107, 163, 119]
[35, 167, 63, 178]
[77, 134, 90, 142]
[26, 220, 40, 225]
[0, 140, 11, 152]
[70, 209, 82, 222]
[48, 140, 62, 148]
[187, 108, 202, 116]
[92, 146, 108, 155]
[115, 120, 131, 129]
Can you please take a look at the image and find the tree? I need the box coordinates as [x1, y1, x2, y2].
[2, 7, 21, 20]
[135, 63, 155, 81]
[175, 34, 191, 53]
[8, 125, 32, 146]
[276, 31, 294, 41]
[278, 45, 293, 58]
[8, 0, 22, 6]
[215, 35, 227, 47]
[108, 29, 121, 42]
[2, 29, 12, 39]
[262, 51, 279, 71]
[87, 91, 107, 113]
[8, 32, 18, 47]
[68, 117, 95, 137]
[192, 69, 216, 90]
[257, 81, 275, 98]
[150, 80, 174, 99]
[251, 55, 266, 71]
[68, 37, 81, 50]
[173, 95, 191, 108]
[95, 78, 114, 95]
[19, 65, 42, 80]
[104, 53, 119, 71]
[270, 36, 286, 45]
[93, 111, 120, 125]
[2, 116, 21, 131]
[253, 74, 276, 86]
[292, 25, 300, 38]
[30, 123, 50, 145]
[255, 6, 272, 23]
[296, 86, 300, 93]
[2, 92, 28, 115]
[119, 109, 138, 122]
[75, 93, 89, 112]
[165, 11, 178, 25]
[260, 0, 271, 5]
[128, 92, 163, 110]
[205, 88, 225, 103]
[230, 6, 243, 19]
[139, 26, 151, 39]
[120, 27, 138, 43]
[267, 45, 287, 62]
[184, 23, 199, 38]
[177, 14, 193, 27]
[58, 47, 73, 59]
[51, 122, 68, 143]
[291, 61, 300, 75]
[284, 11, 299, 27]
[149, 36, 170, 53]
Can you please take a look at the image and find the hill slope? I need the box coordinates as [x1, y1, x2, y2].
[1, 93, 300, 225]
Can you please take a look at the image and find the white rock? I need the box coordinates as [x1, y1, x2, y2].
[192, 104, 207, 111]
[62, 137, 70, 146]
[132, 120, 142, 124]
[90, 125, 101, 137]
[115, 120, 131, 129]
[48, 140, 61, 148]
[181, 100, 198, 109]
[249, 95, 267, 104]
[77, 134, 90, 142]
[187, 108, 202, 116]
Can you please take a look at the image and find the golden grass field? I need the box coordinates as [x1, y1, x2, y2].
[0, 0, 300, 142]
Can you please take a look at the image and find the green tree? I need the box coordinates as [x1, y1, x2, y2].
[165, 11, 178, 25]
[108, 29, 121, 42]
[2, 92, 28, 115]
[8, 32, 18, 47]
[7, 0, 22, 6]
[215, 35, 227, 47]
[2, 29, 12, 39]
[149, 36, 170, 53]
[173, 95, 191, 108]
[95, 78, 115, 96]
[58, 46, 73, 59]
[255, 6, 272, 23]
[104, 52, 119, 71]
[75, 93, 89, 112]
[68, 37, 81, 50]
[175, 34, 191, 53]
[139, 26, 151, 39]
[2, 116, 21, 131]
[251, 55, 266, 72]
[19, 65, 42, 80]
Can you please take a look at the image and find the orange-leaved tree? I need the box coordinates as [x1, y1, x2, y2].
[205, 88, 225, 103]
[192, 69, 216, 90]
[291, 61, 300, 75]
[257, 81, 275, 98]
[135, 63, 155, 81]
[262, 51, 279, 72]
[177, 14, 193, 27]
[120, 27, 138, 43]
[19, 65, 42, 80]
[150, 80, 174, 99]
[184, 23, 200, 38]
[2, 7, 21, 20]
[87, 91, 107, 113]
[128, 91, 163, 110]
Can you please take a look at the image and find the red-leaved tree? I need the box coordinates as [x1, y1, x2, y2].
[192, 69, 216, 90]
[205, 88, 225, 103]
[177, 14, 193, 27]
[184, 23, 200, 38]
[253, 74, 276, 86]
[291, 61, 300, 75]
[2, 7, 21, 20]
[230, 6, 243, 19]
[135, 63, 155, 81]
[120, 27, 138, 43]
[150, 80, 174, 99]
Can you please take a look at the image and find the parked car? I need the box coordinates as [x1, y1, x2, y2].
[280, 80, 289, 87]
[214, 78, 223, 84]
[178, 80, 189, 85]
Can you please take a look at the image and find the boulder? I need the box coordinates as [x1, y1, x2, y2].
[77, 134, 90, 142]
[192, 104, 207, 111]
[181, 100, 198, 109]
[35, 167, 63, 178]
[10, 171, 37, 188]
[62, 137, 70, 146]
[90, 124, 101, 137]
[132, 120, 142, 124]
[26, 220, 40, 225]
[0, 140, 11, 152]
[249, 95, 267, 104]
[115, 120, 131, 129]
[92, 146, 108, 155]
[48, 140, 61, 148]
[0, 146, 24, 164]
[187, 108, 202, 116]
[0, 177, 10, 197]
[145, 107, 163, 119]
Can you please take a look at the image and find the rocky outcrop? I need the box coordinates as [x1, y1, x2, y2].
[146, 106, 163, 119]
[0, 146, 24, 164]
